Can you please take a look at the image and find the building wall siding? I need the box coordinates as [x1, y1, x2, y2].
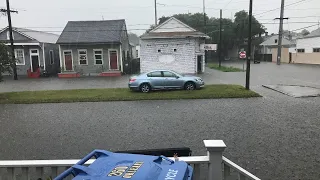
[59, 44, 121, 75]
[297, 37, 320, 53]
[292, 53, 320, 64]
[140, 38, 203, 74]
[271, 48, 290, 63]
[291, 37, 320, 64]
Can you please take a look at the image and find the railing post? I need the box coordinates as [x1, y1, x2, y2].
[204, 140, 226, 180]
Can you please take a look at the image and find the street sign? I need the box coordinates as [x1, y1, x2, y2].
[239, 51, 246, 59]
[200, 44, 217, 51]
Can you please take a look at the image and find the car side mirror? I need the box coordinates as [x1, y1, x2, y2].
[175, 76, 180, 79]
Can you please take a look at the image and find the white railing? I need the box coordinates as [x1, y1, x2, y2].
[0, 140, 260, 180]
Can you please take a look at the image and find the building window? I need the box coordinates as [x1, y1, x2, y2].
[136, 50, 139, 57]
[94, 49, 103, 65]
[14, 49, 25, 65]
[158, 49, 161, 53]
[49, 50, 54, 64]
[78, 49, 88, 65]
[313, 48, 320, 53]
[173, 48, 177, 52]
[297, 49, 305, 53]
[274, 39, 278, 43]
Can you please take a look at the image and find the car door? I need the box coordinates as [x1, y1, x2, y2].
[146, 71, 165, 89]
[162, 71, 184, 89]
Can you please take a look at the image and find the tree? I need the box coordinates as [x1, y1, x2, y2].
[233, 10, 265, 43]
[0, 43, 15, 81]
[128, 33, 140, 45]
[301, 29, 310, 36]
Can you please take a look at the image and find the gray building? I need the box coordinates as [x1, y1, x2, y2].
[0, 27, 60, 76]
[56, 20, 130, 76]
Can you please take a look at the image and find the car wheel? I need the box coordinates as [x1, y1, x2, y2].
[184, 82, 196, 91]
[140, 83, 151, 93]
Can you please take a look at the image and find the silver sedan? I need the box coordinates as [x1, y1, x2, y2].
[128, 70, 205, 93]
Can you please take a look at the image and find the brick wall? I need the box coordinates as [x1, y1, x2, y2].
[140, 38, 203, 74]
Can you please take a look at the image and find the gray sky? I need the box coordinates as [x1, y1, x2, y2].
[1, 0, 320, 35]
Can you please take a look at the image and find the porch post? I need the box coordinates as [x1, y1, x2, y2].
[119, 45, 123, 72]
[42, 43, 46, 71]
[204, 140, 226, 180]
[59, 45, 62, 71]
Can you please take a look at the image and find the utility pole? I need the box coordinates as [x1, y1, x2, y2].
[203, 0, 207, 63]
[219, 9, 222, 67]
[276, 0, 285, 65]
[154, 0, 158, 25]
[2, 0, 18, 80]
[246, 0, 253, 90]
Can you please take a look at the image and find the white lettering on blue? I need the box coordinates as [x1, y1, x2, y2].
[165, 169, 179, 180]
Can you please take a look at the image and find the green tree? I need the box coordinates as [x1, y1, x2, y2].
[233, 10, 265, 43]
[0, 43, 15, 81]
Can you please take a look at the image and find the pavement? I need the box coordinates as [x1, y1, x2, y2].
[1, 62, 320, 180]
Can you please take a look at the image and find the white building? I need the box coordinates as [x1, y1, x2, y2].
[292, 28, 320, 64]
[140, 17, 209, 74]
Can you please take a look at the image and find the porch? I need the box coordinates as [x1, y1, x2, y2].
[0, 140, 260, 180]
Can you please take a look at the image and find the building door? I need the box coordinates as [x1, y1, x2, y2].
[197, 55, 203, 73]
[30, 49, 39, 72]
[64, 51, 73, 71]
[109, 50, 118, 70]
[289, 53, 292, 63]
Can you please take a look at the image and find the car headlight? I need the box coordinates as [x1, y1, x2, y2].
[195, 78, 203, 82]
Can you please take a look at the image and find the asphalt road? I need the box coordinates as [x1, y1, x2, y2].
[1, 90, 320, 180]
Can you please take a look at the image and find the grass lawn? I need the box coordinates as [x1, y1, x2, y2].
[0, 85, 260, 104]
[207, 63, 244, 72]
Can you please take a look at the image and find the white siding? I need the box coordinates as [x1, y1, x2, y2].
[140, 38, 201, 74]
[152, 19, 194, 33]
[297, 37, 320, 53]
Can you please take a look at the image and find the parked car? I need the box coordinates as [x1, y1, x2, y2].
[128, 70, 205, 93]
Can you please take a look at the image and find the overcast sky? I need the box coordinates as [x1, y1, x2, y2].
[1, 0, 319, 35]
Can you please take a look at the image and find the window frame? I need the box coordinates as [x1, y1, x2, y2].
[147, 71, 162, 77]
[297, 49, 305, 53]
[313, 48, 320, 53]
[14, 49, 25, 65]
[49, 50, 54, 65]
[162, 71, 177, 78]
[93, 49, 103, 65]
[78, 49, 88, 65]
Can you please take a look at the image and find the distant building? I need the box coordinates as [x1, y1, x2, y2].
[0, 27, 60, 77]
[292, 28, 320, 64]
[260, 34, 296, 63]
[140, 17, 209, 74]
[56, 20, 130, 77]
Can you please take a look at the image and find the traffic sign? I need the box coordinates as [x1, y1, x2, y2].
[239, 51, 246, 59]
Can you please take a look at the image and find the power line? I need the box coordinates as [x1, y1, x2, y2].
[223, 0, 235, 9]
[255, 0, 311, 17]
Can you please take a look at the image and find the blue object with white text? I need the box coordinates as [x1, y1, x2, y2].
[54, 149, 193, 180]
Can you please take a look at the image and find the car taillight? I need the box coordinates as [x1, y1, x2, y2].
[129, 78, 136, 82]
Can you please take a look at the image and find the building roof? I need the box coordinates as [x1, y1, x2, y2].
[140, 17, 209, 39]
[0, 27, 59, 44]
[141, 31, 208, 39]
[56, 20, 125, 44]
[303, 28, 320, 38]
[260, 34, 295, 47]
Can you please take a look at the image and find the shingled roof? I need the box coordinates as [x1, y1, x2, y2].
[56, 20, 125, 44]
